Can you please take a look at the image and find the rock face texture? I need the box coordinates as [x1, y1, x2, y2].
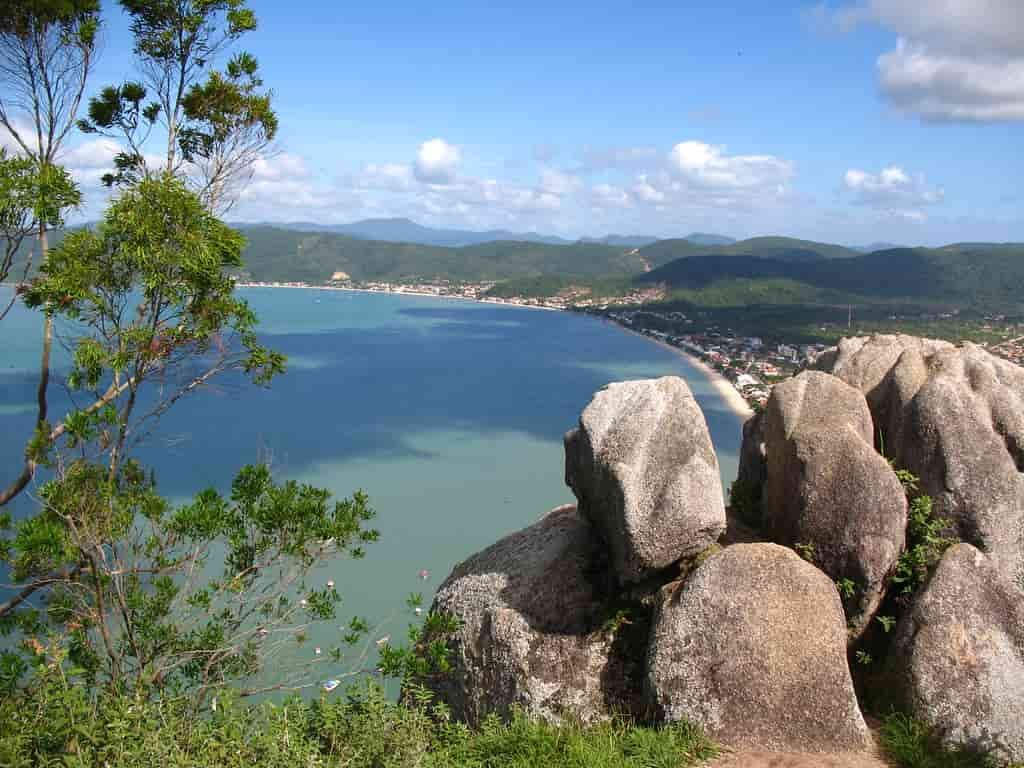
[816, 335, 1024, 583]
[428, 349, 1024, 760]
[425, 504, 641, 725]
[889, 543, 1024, 763]
[645, 544, 871, 753]
[564, 377, 725, 583]
[761, 371, 907, 639]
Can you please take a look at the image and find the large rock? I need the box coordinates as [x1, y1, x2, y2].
[424, 504, 641, 725]
[645, 543, 871, 752]
[813, 335, 953, 433]
[763, 371, 907, 639]
[818, 336, 1024, 583]
[564, 377, 725, 583]
[889, 543, 1024, 763]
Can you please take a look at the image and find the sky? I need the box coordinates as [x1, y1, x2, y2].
[7, 0, 1024, 245]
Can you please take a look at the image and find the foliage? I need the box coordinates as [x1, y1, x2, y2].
[1, 458, 378, 698]
[0, 152, 81, 319]
[0, 0, 100, 163]
[78, 0, 276, 211]
[880, 713, 1022, 768]
[377, 604, 462, 684]
[892, 485, 955, 595]
[793, 542, 816, 563]
[0, 672, 718, 768]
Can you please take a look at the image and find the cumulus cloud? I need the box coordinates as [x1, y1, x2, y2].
[878, 40, 1024, 121]
[843, 165, 944, 205]
[668, 141, 794, 190]
[250, 152, 310, 182]
[538, 168, 580, 196]
[356, 162, 414, 191]
[810, 0, 1024, 121]
[237, 153, 338, 212]
[843, 164, 943, 220]
[414, 138, 460, 184]
[631, 174, 667, 203]
[590, 183, 633, 209]
[586, 141, 794, 212]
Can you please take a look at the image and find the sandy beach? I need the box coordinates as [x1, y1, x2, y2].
[611, 323, 754, 420]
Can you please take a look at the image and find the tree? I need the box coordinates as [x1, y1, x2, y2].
[0, 4, 379, 704]
[0, 149, 79, 320]
[0, 0, 100, 507]
[0, 0, 100, 166]
[2, 172, 381, 701]
[78, 0, 277, 212]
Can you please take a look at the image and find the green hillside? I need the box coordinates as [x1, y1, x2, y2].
[234, 226, 643, 283]
[636, 236, 860, 270]
[637, 244, 1024, 312]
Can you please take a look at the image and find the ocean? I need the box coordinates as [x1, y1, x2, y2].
[0, 286, 745, 686]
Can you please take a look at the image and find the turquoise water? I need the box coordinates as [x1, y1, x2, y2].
[0, 286, 744, 685]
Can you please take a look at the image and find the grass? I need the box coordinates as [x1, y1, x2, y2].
[434, 712, 718, 768]
[879, 713, 1022, 768]
[0, 675, 718, 768]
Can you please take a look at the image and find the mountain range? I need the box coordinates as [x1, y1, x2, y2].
[239, 217, 735, 249]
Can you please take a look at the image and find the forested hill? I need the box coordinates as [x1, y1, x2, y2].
[636, 243, 1024, 311]
[232, 227, 864, 284]
[234, 226, 646, 282]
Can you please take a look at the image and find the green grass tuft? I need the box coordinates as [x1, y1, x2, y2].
[879, 713, 1022, 768]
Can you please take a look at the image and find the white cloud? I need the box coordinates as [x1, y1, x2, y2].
[668, 141, 794, 190]
[236, 153, 337, 212]
[250, 152, 310, 182]
[812, 0, 1024, 121]
[631, 174, 666, 203]
[414, 138, 460, 184]
[843, 164, 944, 205]
[538, 168, 580, 196]
[356, 162, 414, 191]
[878, 39, 1024, 121]
[591, 183, 633, 209]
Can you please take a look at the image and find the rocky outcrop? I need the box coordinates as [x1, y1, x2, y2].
[817, 336, 1024, 583]
[427, 348, 1024, 761]
[762, 371, 907, 640]
[564, 377, 725, 583]
[889, 543, 1024, 763]
[645, 544, 871, 753]
[424, 504, 642, 725]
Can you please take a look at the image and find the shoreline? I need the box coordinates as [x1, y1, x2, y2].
[236, 282, 561, 311]
[240, 282, 753, 418]
[610, 322, 754, 420]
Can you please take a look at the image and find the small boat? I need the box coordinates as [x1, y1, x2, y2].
[322, 679, 340, 692]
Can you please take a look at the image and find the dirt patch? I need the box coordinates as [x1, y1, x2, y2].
[704, 750, 892, 768]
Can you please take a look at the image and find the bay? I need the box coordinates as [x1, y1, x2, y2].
[0, 286, 745, 685]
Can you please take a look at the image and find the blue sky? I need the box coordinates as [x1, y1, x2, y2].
[18, 0, 1024, 245]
